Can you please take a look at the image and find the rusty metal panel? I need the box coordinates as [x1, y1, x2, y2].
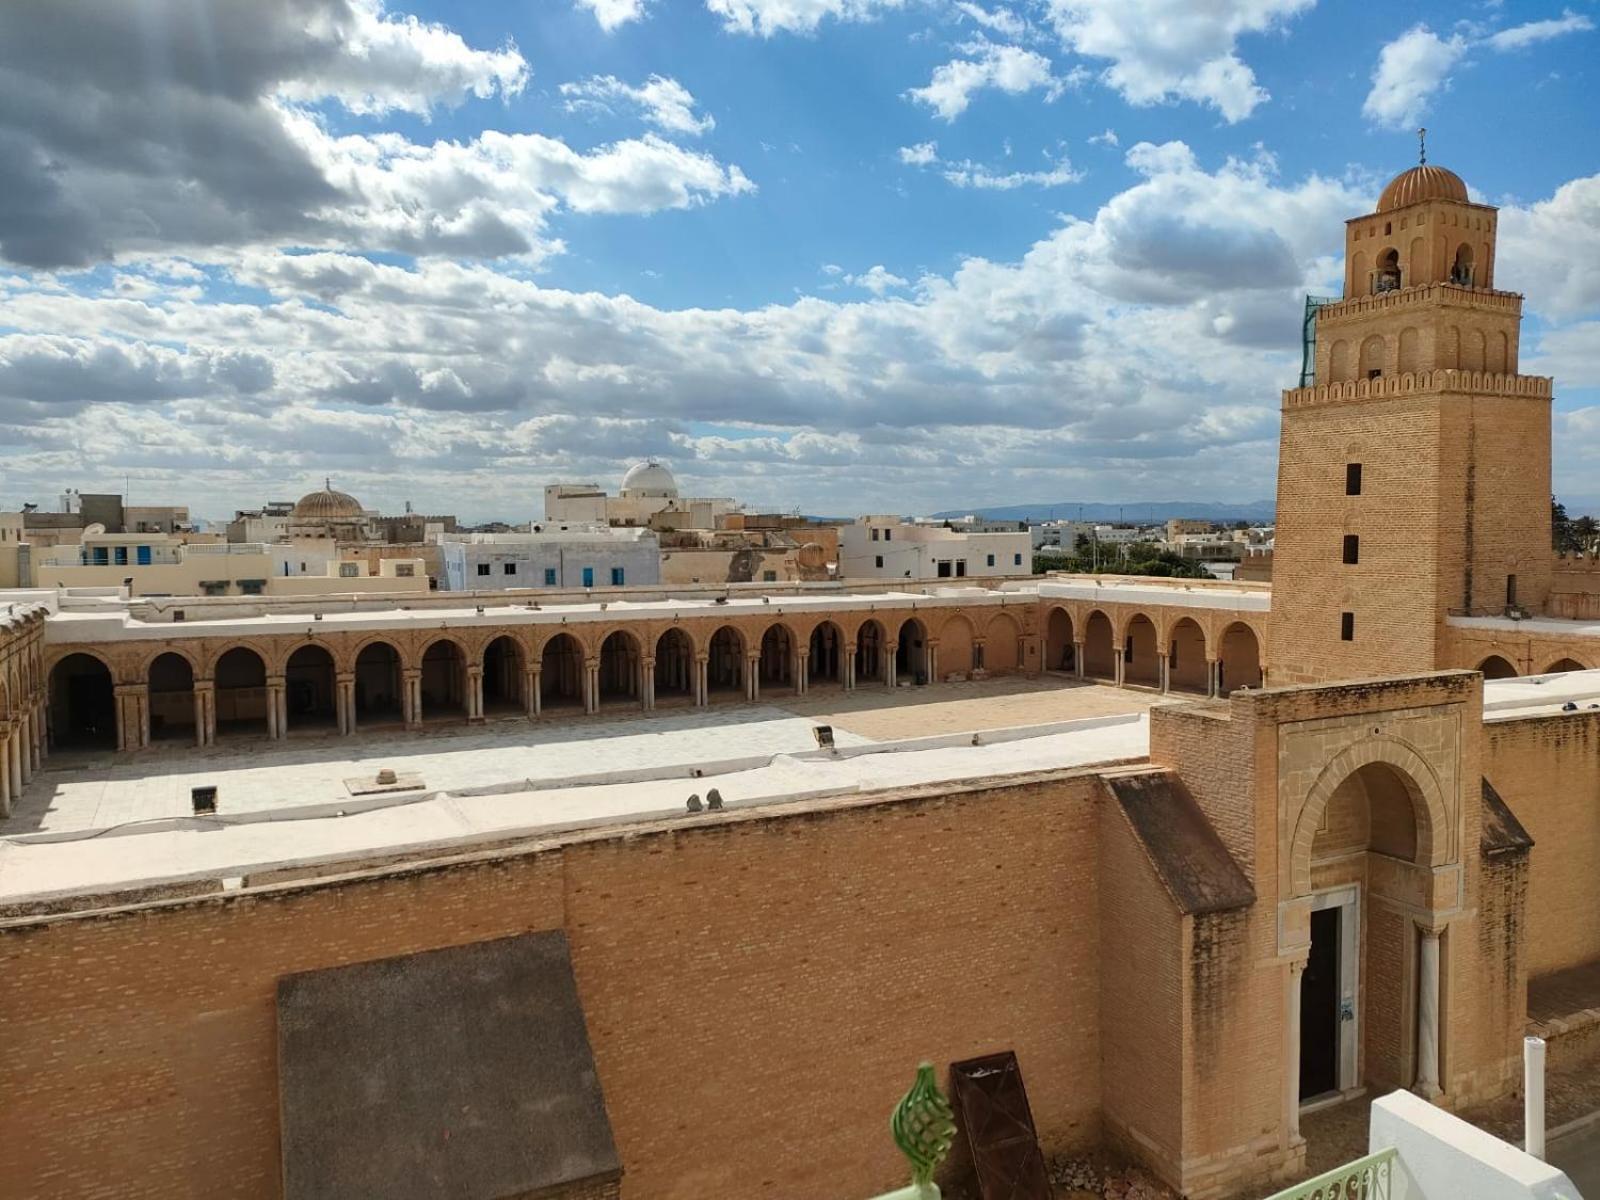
[949, 1051, 1052, 1200]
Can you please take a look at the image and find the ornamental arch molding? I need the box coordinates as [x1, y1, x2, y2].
[1289, 735, 1453, 898]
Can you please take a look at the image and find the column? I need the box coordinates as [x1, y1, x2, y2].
[467, 667, 484, 722]
[336, 672, 356, 735]
[927, 642, 939, 685]
[402, 669, 422, 729]
[1073, 640, 1085, 680]
[18, 711, 32, 783]
[797, 650, 809, 696]
[1159, 654, 1171, 694]
[527, 667, 542, 717]
[6, 725, 20, 802]
[0, 729, 12, 818]
[885, 644, 898, 689]
[844, 647, 856, 690]
[1114, 649, 1125, 688]
[266, 676, 287, 740]
[642, 660, 655, 711]
[1286, 959, 1306, 1141]
[195, 681, 217, 746]
[695, 656, 708, 706]
[747, 655, 760, 702]
[33, 698, 46, 766]
[1417, 928, 1442, 1098]
[114, 684, 149, 750]
[1207, 659, 1220, 699]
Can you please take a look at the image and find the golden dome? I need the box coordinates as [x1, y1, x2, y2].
[292, 480, 364, 521]
[1378, 164, 1468, 212]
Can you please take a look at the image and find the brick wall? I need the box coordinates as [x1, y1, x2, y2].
[0, 774, 1108, 1200]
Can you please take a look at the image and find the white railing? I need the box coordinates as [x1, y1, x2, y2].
[1262, 1148, 1396, 1200]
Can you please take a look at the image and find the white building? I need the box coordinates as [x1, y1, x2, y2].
[544, 462, 738, 529]
[837, 516, 1032, 581]
[438, 525, 661, 591]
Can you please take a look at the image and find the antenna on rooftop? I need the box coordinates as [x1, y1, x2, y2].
[1418, 126, 1427, 165]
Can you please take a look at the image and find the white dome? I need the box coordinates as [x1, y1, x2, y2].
[620, 461, 678, 497]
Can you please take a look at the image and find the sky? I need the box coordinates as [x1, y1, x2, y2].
[0, 0, 1597, 523]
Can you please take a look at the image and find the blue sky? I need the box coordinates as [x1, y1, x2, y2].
[0, 0, 1597, 520]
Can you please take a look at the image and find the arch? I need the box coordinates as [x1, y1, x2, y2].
[895, 617, 929, 685]
[1451, 242, 1474, 286]
[1479, 240, 1493, 289]
[354, 640, 403, 724]
[1350, 249, 1367, 295]
[214, 646, 268, 737]
[147, 651, 196, 742]
[1463, 328, 1485, 372]
[1477, 654, 1517, 680]
[538, 633, 584, 710]
[483, 635, 524, 714]
[936, 614, 974, 679]
[1218, 622, 1263, 693]
[1407, 235, 1425, 282]
[706, 625, 744, 698]
[419, 638, 467, 721]
[1490, 330, 1509, 374]
[1044, 607, 1075, 673]
[48, 652, 117, 749]
[1543, 658, 1586, 674]
[1122, 613, 1158, 687]
[285, 644, 336, 731]
[855, 619, 887, 684]
[1441, 325, 1460, 368]
[759, 623, 795, 689]
[808, 620, 846, 685]
[984, 611, 1021, 673]
[1374, 247, 1400, 292]
[1167, 618, 1208, 693]
[1327, 339, 1350, 384]
[598, 629, 642, 705]
[1358, 334, 1386, 378]
[1082, 610, 1116, 680]
[1397, 326, 1420, 374]
[655, 628, 695, 704]
[1290, 739, 1450, 897]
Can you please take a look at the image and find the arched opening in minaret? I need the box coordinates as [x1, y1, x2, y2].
[1450, 243, 1474, 286]
[1375, 248, 1400, 293]
[1477, 655, 1517, 680]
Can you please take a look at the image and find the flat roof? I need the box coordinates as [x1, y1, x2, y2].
[0, 677, 1157, 906]
[1038, 578, 1270, 611]
[1450, 614, 1600, 639]
[1482, 668, 1600, 720]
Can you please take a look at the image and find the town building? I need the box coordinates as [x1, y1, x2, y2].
[838, 515, 1032, 580]
[2, 157, 1600, 1200]
[438, 525, 661, 591]
[544, 461, 739, 529]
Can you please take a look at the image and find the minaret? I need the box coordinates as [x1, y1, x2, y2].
[1268, 150, 1554, 684]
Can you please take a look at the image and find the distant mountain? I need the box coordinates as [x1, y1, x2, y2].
[926, 500, 1277, 524]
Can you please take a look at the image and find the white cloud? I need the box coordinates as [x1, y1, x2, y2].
[844, 265, 910, 293]
[942, 155, 1082, 190]
[560, 75, 716, 135]
[704, 0, 904, 36]
[1088, 128, 1119, 147]
[1362, 25, 1469, 128]
[1496, 172, 1600, 321]
[575, 0, 649, 31]
[1486, 10, 1593, 52]
[907, 40, 1067, 121]
[899, 141, 940, 165]
[954, 3, 1025, 39]
[1045, 0, 1313, 122]
[0, 1, 751, 267]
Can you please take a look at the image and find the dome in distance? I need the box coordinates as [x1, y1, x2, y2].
[1378, 164, 1469, 212]
[293, 480, 364, 520]
[619, 461, 678, 497]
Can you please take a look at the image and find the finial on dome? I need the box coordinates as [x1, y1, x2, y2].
[1418, 127, 1426, 165]
[325, 476, 332, 490]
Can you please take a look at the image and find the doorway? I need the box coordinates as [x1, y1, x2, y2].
[1300, 907, 1341, 1101]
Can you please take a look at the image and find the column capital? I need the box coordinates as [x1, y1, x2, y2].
[114, 682, 149, 696]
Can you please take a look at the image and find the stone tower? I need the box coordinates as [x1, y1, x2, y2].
[1269, 159, 1554, 684]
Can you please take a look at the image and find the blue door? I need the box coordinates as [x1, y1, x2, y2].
[582, 566, 594, 588]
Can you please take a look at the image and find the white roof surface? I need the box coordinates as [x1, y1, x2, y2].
[0, 707, 1148, 905]
[1481, 668, 1600, 720]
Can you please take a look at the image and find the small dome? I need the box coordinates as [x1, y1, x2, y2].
[620, 461, 678, 496]
[1378, 164, 1469, 212]
[293, 480, 364, 520]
